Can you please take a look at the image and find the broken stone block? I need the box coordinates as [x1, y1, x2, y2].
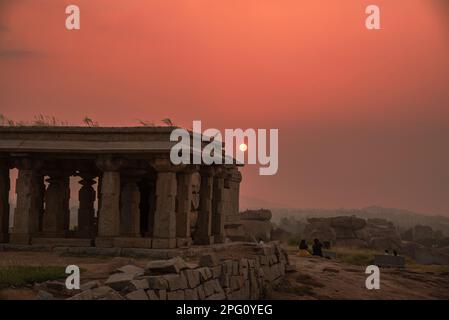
[199, 253, 219, 267]
[184, 288, 199, 300]
[203, 280, 216, 297]
[167, 290, 185, 300]
[80, 280, 101, 291]
[129, 279, 149, 291]
[196, 267, 213, 281]
[197, 285, 206, 300]
[145, 257, 188, 274]
[126, 289, 148, 300]
[117, 265, 145, 277]
[157, 289, 167, 300]
[212, 279, 224, 294]
[163, 273, 188, 291]
[146, 276, 168, 290]
[219, 273, 230, 288]
[103, 290, 125, 300]
[146, 290, 159, 300]
[67, 289, 93, 300]
[183, 269, 200, 288]
[105, 272, 136, 291]
[92, 286, 113, 299]
[211, 265, 222, 278]
[232, 261, 239, 275]
[230, 276, 244, 290]
[205, 292, 226, 300]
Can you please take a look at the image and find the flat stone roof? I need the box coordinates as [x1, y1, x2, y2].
[0, 126, 181, 154]
[0, 126, 241, 165]
[0, 126, 176, 134]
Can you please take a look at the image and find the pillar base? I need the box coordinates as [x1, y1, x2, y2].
[194, 236, 214, 245]
[95, 237, 115, 248]
[9, 233, 32, 245]
[114, 237, 152, 248]
[176, 237, 192, 248]
[213, 234, 226, 244]
[152, 238, 176, 249]
[32, 237, 93, 247]
[0, 233, 9, 243]
[39, 232, 66, 238]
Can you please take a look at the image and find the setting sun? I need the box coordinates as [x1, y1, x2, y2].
[239, 143, 248, 152]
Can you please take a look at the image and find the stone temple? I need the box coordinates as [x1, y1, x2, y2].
[0, 127, 242, 249]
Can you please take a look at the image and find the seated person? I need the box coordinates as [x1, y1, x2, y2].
[298, 239, 311, 257]
[312, 239, 323, 257]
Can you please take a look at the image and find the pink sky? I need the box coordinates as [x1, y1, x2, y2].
[1, 0, 449, 214]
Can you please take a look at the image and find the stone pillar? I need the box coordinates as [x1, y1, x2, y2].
[193, 166, 215, 245]
[96, 157, 122, 247]
[10, 159, 43, 245]
[0, 161, 10, 243]
[78, 175, 96, 238]
[151, 159, 179, 249]
[212, 168, 226, 243]
[229, 168, 242, 221]
[120, 177, 141, 237]
[42, 173, 70, 237]
[176, 166, 198, 247]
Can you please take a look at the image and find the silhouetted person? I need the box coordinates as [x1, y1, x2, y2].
[298, 239, 311, 257]
[384, 249, 390, 255]
[299, 240, 308, 250]
[312, 239, 323, 257]
[393, 250, 398, 256]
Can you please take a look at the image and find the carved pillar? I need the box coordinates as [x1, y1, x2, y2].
[42, 173, 70, 237]
[212, 168, 226, 243]
[193, 166, 215, 245]
[96, 156, 122, 247]
[78, 175, 96, 238]
[151, 159, 179, 249]
[229, 167, 242, 222]
[10, 159, 43, 245]
[0, 161, 10, 243]
[120, 176, 141, 237]
[176, 166, 198, 247]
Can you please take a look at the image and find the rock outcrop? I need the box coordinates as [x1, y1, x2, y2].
[401, 242, 449, 265]
[303, 216, 402, 250]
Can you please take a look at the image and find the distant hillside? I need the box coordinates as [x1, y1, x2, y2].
[270, 206, 449, 236]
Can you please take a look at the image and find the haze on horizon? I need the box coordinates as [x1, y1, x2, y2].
[1, 0, 449, 216]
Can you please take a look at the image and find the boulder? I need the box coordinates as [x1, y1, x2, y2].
[402, 241, 449, 265]
[105, 272, 136, 291]
[145, 257, 188, 274]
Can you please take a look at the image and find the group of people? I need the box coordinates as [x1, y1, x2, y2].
[298, 239, 323, 257]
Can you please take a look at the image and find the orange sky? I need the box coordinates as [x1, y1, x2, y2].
[1, 0, 449, 214]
